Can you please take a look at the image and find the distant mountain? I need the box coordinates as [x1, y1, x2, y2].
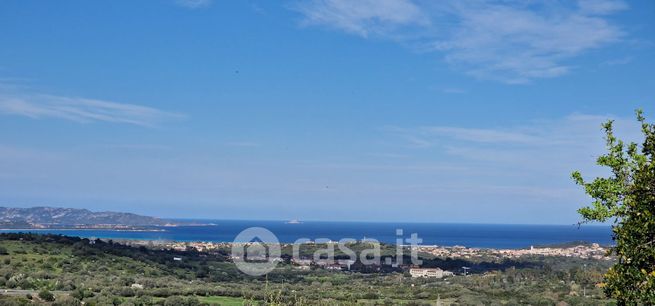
[0, 206, 178, 229]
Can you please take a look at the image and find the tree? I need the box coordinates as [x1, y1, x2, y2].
[572, 109, 655, 304]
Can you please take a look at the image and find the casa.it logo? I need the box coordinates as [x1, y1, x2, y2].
[231, 227, 281, 276]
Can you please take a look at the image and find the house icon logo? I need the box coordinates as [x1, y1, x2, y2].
[231, 227, 281, 276]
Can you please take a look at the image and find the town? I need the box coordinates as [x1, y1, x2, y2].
[118, 239, 610, 260]
[112, 238, 612, 278]
[413, 243, 611, 261]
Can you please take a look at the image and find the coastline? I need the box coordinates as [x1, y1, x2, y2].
[0, 228, 167, 232]
[0, 221, 613, 249]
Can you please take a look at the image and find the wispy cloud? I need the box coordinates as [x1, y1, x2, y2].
[0, 144, 61, 161]
[175, 0, 212, 9]
[440, 87, 467, 94]
[420, 126, 543, 144]
[577, 0, 628, 15]
[293, 0, 627, 83]
[81, 144, 173, 151]
[0, 94, 184, 127]
[293, 0, 429, 37]
[600, 56, 633, 67]
[387, 113, 644, 180]
[224, 141, 261, 148]
[376, 112, 645, 221]
[390, 113, 641, 148]
[1, 111, 644, 223]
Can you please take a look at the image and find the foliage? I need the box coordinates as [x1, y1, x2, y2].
[38, 289, 55, 302]
[572, 109, 655, 304]
[0, 232, 615, 305]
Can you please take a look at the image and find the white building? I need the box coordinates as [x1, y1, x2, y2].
[410, 268, 447, 278]
[131, 283, 144, 289]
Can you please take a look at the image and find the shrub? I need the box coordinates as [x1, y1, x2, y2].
[38, 290, 55, 302]
[164, 296, 185, 306]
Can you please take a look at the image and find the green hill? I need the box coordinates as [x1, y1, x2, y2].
[0, 233, 615, 305]
[0, 233, 246, 305]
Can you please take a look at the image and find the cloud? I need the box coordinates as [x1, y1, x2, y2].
[577, 0, 628, 15]
[433, 1, 625, 83]
[376, 112, 645, 222]
[389, 113, 644, 174]
[293, 0, 429, 37]
[385, 124, 544, 147]
[224, 141, 261, 147]
[601, 56, 632, 66]
[392, 113, 642, 147]
[0, 94, 184, 127]
[419, 126, 543, 144]
[1, 111, 645, 223]
[294, 0, 627, 83]
[175, 0, 212, 9]
[440, 87, 466, 94]
[83, 144, 173, 151]
[0, 145, 60, 161]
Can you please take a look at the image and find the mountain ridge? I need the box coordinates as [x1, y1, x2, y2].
[0, 206, 177, 228]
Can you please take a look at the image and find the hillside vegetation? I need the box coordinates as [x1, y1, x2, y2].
[0, 233, 614, 305]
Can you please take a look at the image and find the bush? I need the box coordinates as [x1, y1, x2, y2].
[53, 296, 82, 306]
[164, 296, 185, 306]
[38, 290, 55, 302]
[163, 296, 201, 306]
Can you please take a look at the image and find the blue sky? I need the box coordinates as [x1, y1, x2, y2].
[0, 0, 653, 224]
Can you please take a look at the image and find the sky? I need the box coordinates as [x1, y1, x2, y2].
[0, 0, 653, 224]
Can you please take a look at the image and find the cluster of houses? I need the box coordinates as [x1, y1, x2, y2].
[495, 243, 610, 260]
[291, 258, 356, 271]
[116, 239, 458, 278]
[414, 243, 610, 260]
[288, 257, 454, 278]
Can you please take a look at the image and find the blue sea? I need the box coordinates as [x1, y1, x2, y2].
[0, 220, 612, 249]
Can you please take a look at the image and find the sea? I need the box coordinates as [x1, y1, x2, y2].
[0, 220, 613, 249]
